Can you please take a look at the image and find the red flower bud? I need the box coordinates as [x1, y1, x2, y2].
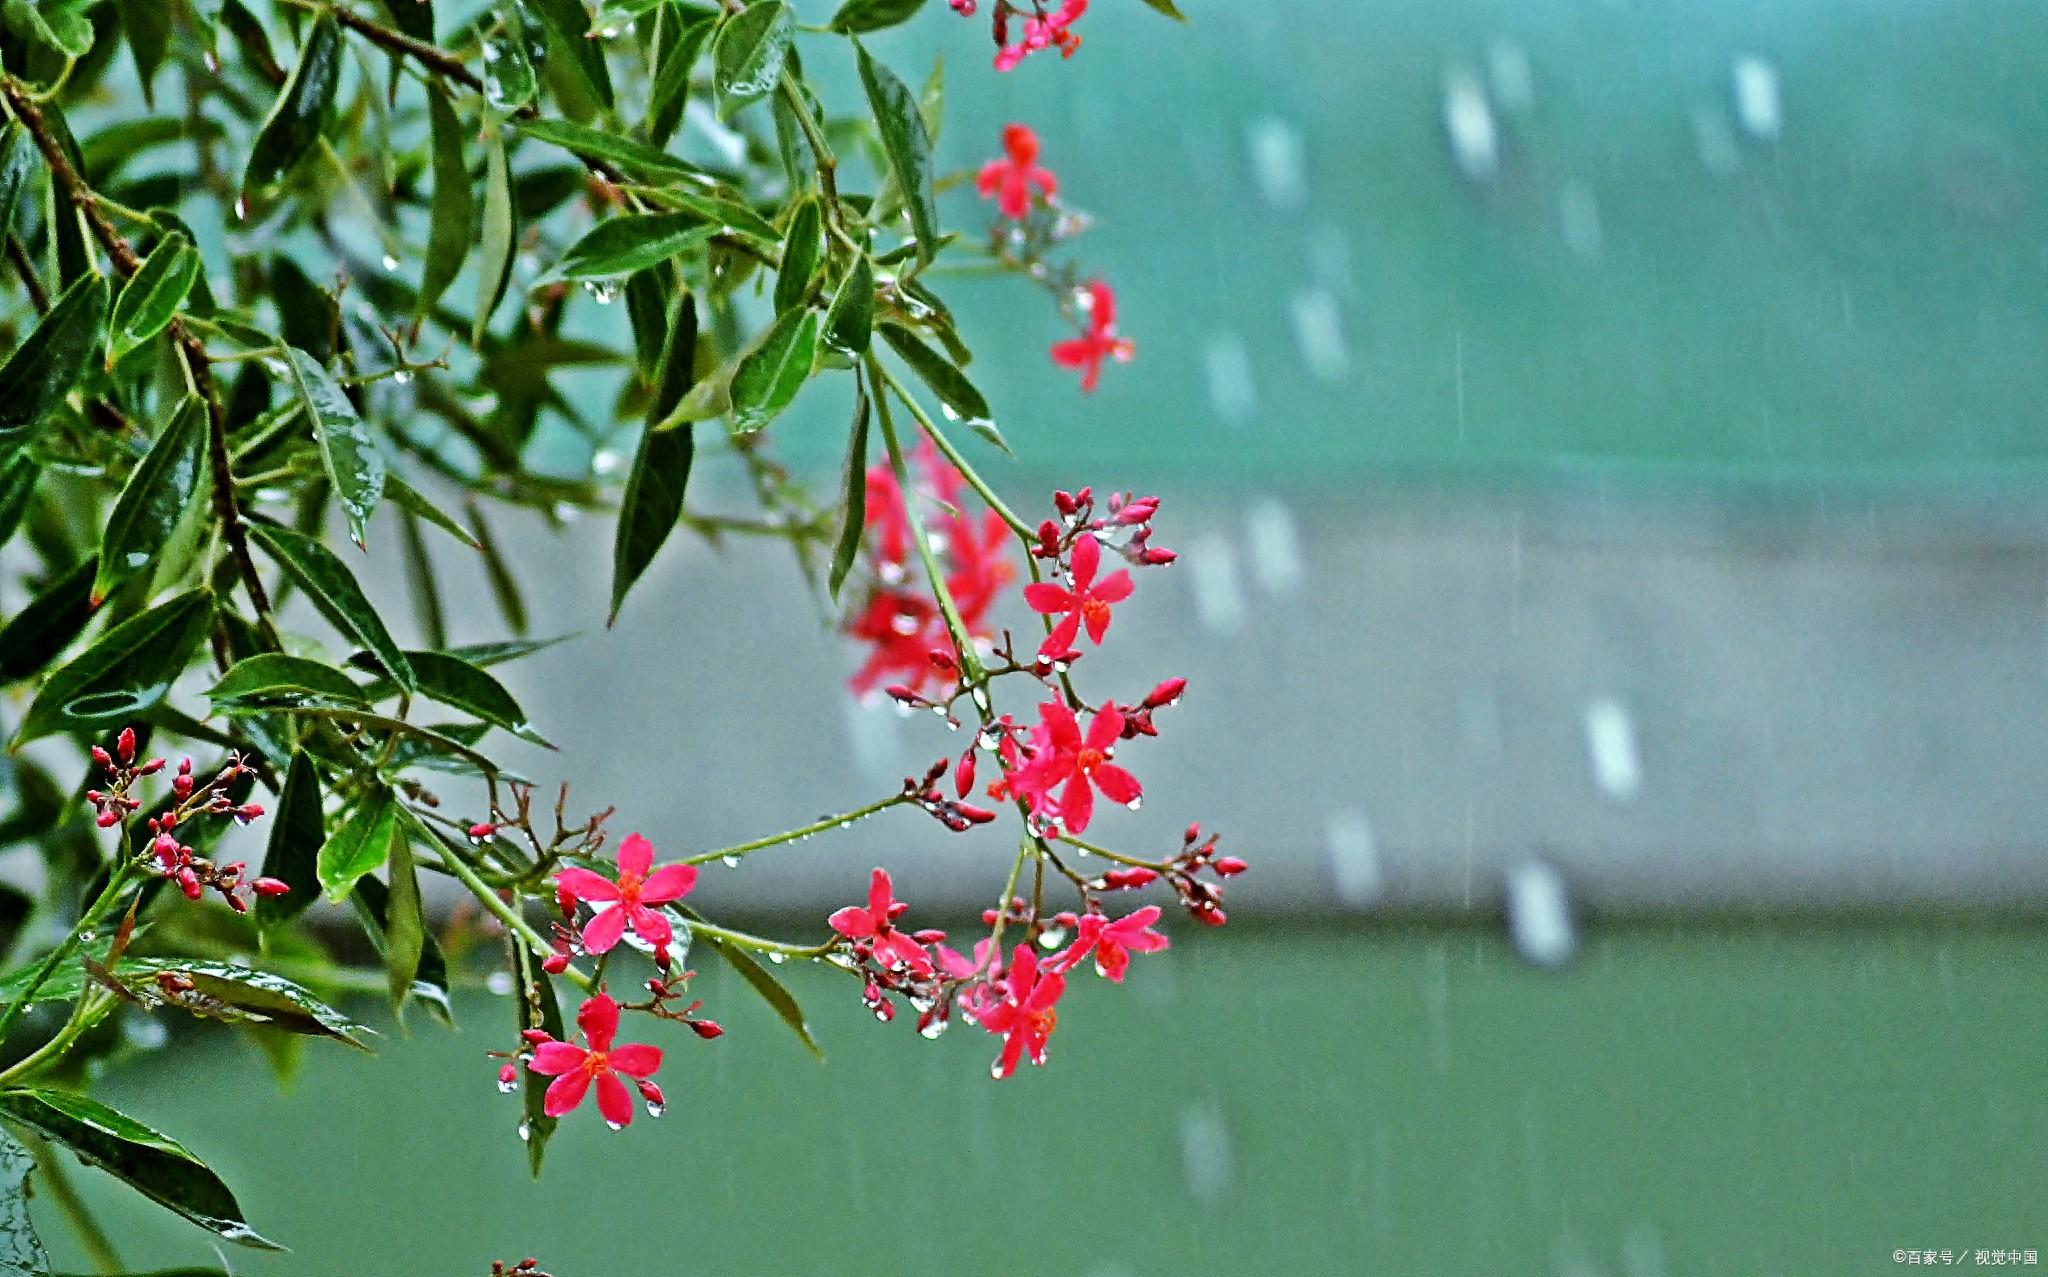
[116, 728, 136, 764]
[137, 757, 165, 775]
[252, 877, 292, 897]
[237, 803, 265, 823]
[1054, 490, 1079, 515]
[1144, 677, 1187, 709]
[469, 822, 498, 839]
[1212, 856, 1248, 877]
[521, 1028, 552, 1045]
[91, 747, 113, 771]
[1102, 866, 1159, 890]
[95, 810, 121, 828]
[498, 1062, 519, 1087]
[1139, 547, 1178, 566]
[176, 868, 203, 900]
[687, 1019, 723, 1040]
[541, 952, 570, 975]
[1192, 905, 1228, 927]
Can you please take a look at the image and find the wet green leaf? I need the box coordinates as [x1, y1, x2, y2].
[774, 197, 822, 314]
[93, 397, 206, 605]
[12, 587, 213, 747]
[107, 232, 200, 365]
[693, 919, 822, 1060]
[3, 0, 94, 59]
[417, 86, 474, 320]
[829, 382, 870, 600]
[122, 959, 373, 1048]
[283, 347, 385, 550]
[0, 1089, 280, 1248]
[350, 865, 452, 1026]
[512, 117, 697, 182]
[0, 1125, 48, 1277]
[728, 306, 817, 433]
[473, 130, 514, 347]
[317, 786, 398, 900]
[0, 455, 34, 550]
[522, 0, 614, 109]
[513, 944, 562, 1175]
[208, 653, 369, 708]
[830, 0, 925, 34]
[385, 474, 481, 549]
[241, 13, 343, 198]
[406, 650, 548, 744]
[610, 287, 696, 625]
[878, 322, 1001, 446]
[554, 213, 715, 281]
[713, 0, 791, 113]
[647, 4, 717, 145]
[248, 523, 416, 692]
[0, 556, 96, 685]
[256, 751, 323, 930]
[821, 255, 874, 355]
[856, 43, 938, 264]
[0, 273, 109, 465]
[0, 124, 34, 237]
[480, 6, 537, 112]
[382, 828, 425, 1010]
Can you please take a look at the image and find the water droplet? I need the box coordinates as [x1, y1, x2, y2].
[392, 369, 413, 385]
[232, 197, 248, 222]
[919, 1017, 948, 1040]
[497, 1075, 518, 1094]
[485, 970, 515, 996]
[582, 280, 618, 305]
[988, 1059, 1006, 1080]
[1504, 857, 1578, 970]
[1037, 926, 1068, 949]
[516, 1119, 533, 1141]
[721, 854, 740, 868]
[1732, 54, 1783, 141]
[1125, 797, 1143, 811]
[644, 1101, 664, 1118]
[381, 254, 399, 272]
[605, 1119, 626, 1131]
[766, 951, 787, 965]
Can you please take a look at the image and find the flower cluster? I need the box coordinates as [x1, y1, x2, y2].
[85, 731, 285, 912]
[553, 833, 698, 968]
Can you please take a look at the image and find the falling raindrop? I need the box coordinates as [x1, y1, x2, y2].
[1504, 857, 1578, 970]
[1582, 697, 1642, 801]
[1202, 331, 1257, 427]
[1246, 497, 1306, 595]
[1442, 66, 1499, 182]
[485, 970, 516, 996]
[1731, 54, 1783, 141]
[1244, 117, 1309, 211]
[1289, 288, 1351, 382]
[1325, 809, 1384, 908]
[1177, 1102, 1235, 1204]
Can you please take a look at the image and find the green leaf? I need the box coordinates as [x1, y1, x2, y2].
[647, 4, 717, 145]
[554, 213, 715, 281]
[349, 855, 452, 1025]
[878, 322, 1001, 447]
[0, 273, 109, 465]
[417, 86, 475, 320]
[513, 946, 563, 1175]
[468, 500, 529, 637]
[385, 474, 481, 549]
[728, 306, 818, 433]
[774, 197, 822, 314]
[406, 650, 548, 745]
[473, 130, 514, 347]
[855, 43, 939, 264]
[121, 959, 373, 1048]
[0, 1089, 280, 1248]
[240, 13, 343, 198]
[208, 653, 368, 708]
[480, 6, 538, 111]
[0, 1125, 49, 1277]
[317, 787, 398, 900]
[511, 117, 699, 182]
[0, 454, 35, 550]
[283, 347, 385, 550]
[821, 255, 874, 355]
[610, 288, 696, 625]
[248, 523, 416, 692]
[918, 51, 944, 145]
[830, 0, 926, 33]
[713, 0, 791, 112]
[695, 919, 822, 1060]
[382, 829, 425, 1010]
[1133, 0, 1186, 18]
[521, 0, 614, 109]
[107, 232, 200, 365]
[444, 635, 571, 668]
[0, 556, 95, 685]
[93, 397, 206, 606]
[257, 751, 323, 929]
[3, 0, 94, 59]
[829, 382, 870, 600]
[659, 191, 780, 246]
[12, 588, 213, 748]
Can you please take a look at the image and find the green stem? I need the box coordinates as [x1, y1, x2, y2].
[0, 866, 136, 1049]
[867, 353, 983, 680]
[679, 917, 833, 960]
[433, 844, 592, 992]
[777, 72, 844, 229]
[1055, 833, 1160, 869]
[0, 989, 114, 1089]
[29, 1134, 123, 1273]
[680, 794, 907, 867]
[873, 363, 1031, 538]
[987, 839, 1034, 955]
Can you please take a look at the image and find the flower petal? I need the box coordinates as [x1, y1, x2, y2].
[607, 1043, 663, 1078]
[994, 1028, 1026, 1079]
[543, 1069, 590, 1117]
[527, 1041, 588, 1076]
[595, 1072, 634, 1128]
[1086, 705, 1125, 749]
[828, 906, 878, 938]
[1022, 583, 1077, 614]
[580, 904, 629, 955]
[1070, 534, 1100, 589]
[576, 991, 620, 1051]
[1093, 568, 1134, 604]
[638, 863, 698, 904]
[1091, 762, 1141, 807]
[1060, 769, 1095, 834]
[1039, 699, 1081, 750]
[1050, 338, 1092, 369]
[554, 867, 620, 903]
[628, 905, 673, 950]
[617, 833, 655, 877]
[1083, 603, 1112, 645]
[867, 867, 894, 919]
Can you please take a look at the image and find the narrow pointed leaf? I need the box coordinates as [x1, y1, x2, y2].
[610, 288, 696, 624]
[728, 307, 818, 433]
[554, 213, 714, 281]
[830, 0, 925, 33]
[0, 274, 109, 464]
[386, 474, 481, 549]
[283, 347, 385, 549]
[648, 5, 717, 145]
[473, 131, 514, 346]
[257, 751, 323, 929]
[317, 787, 398, 900]
[382, 830, 425, 1010]
[209, 653, 368, 708]
[417, 86, 475, 319]
[774, 198, 822, 314]
[13, 588, 213, 747]
[406, 650, 549, 745]
[248, 523, 416, 692]
[1134, 0, 1186, 17]
[511, 117, 698, 182]
[115, 959, 372, 1048]
[522, 0, 614, 108]
[713, 1, 791, 111]
[240, 13, 343, 198]
[829, 383, 870, 600]
[94, 397, 206, 605]
[822, 255, 873, 355]
[878, 322, 1001, 447]
[349, 854, 452, 1025]
[0, 1089, 280, 1249]
[856, 43, 939, 263]
[107, 233, 200, 364]
[0, 556, 96, 685]
[514, 944, 562, 1175]
[694, 919, 823, 1060]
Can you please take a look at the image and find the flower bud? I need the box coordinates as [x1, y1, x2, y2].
[176, 868, 203, 900]
[252, 877, 292, 897]
[497, 1062, 519, 1088]
[237, 803, 265, 824]
[541, 952, 570, 975]
[1054, 490, 1079, 516]
[1212, 856, 1248, 877]
[520, 1029, 552, 1045]
[635, 1078, 665, 1107]
[469, 822, 498, 839]
[95, 810, 121, 828]
[956, 803, 997, 825]
[117, 728, 136, 764]
[1144, 677, 1187, 709]
[137, 757, 165, 775]
[687, 1019, 724, 1040]
[91, 747, 113, 771]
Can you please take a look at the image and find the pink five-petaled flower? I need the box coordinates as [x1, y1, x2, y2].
[1054, 906, 1169, 982]
[554, 833, 697, 964]
[1051, 281, 1134, 392]
[527, 993, 664, 1129]
[829, 868, 934, 977]
[1023, 534, 1133, 662]
[980, 945, 1066, 1078]
[977, 124, 1058, 219]
[1013, 700, 1140, 835]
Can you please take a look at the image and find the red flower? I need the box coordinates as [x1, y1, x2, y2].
[829, 868, 934, 977]
[1023, 534, 1132, 661]
[526, 992, 664, 1128]
[1053, 906, 1169, 981]
[979, 945, 1065, 1078]
[993, 0, 1088, 71]
[1051, 281, 1134, 392]
[1011, 700, 1140, 834]
[978, 124, 1058, 219]
[554, 834, 697, 963]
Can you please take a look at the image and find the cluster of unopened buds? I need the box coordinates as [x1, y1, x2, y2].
[489, 1260, 553, 1277]
[85, 731, 285, 911]
[899, 757, 998, 832]
[950, 0, 1090, 71]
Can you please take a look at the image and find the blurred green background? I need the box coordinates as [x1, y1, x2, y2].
[22, 0, 2048, 1271]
